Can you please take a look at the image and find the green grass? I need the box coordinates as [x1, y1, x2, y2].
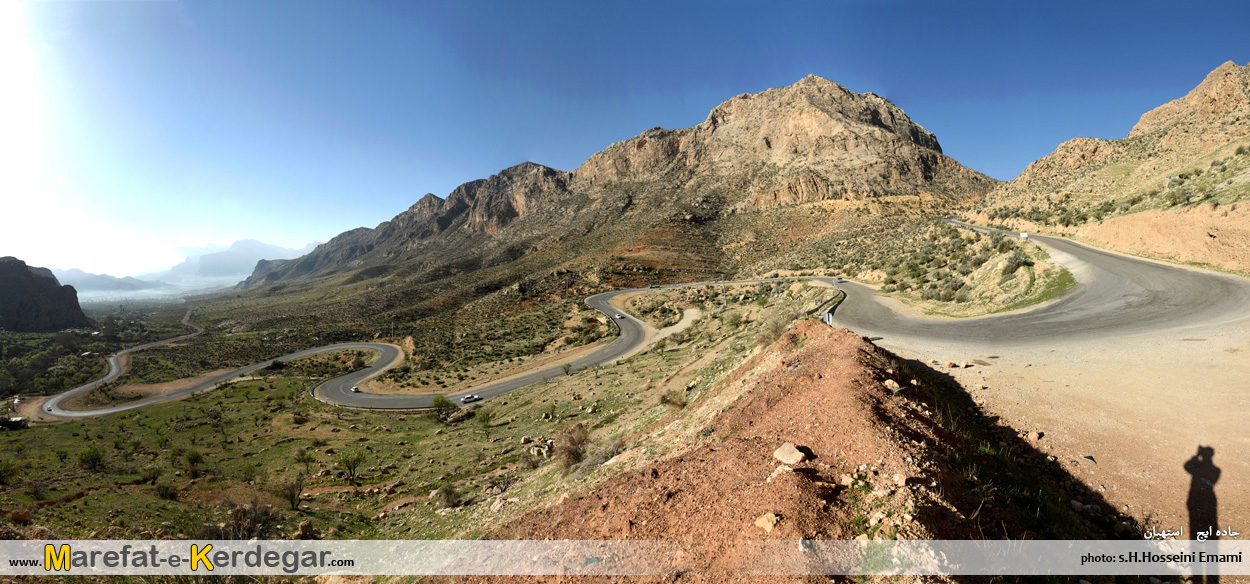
[993, 265, 1076, 314]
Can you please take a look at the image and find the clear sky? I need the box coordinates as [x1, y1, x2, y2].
[3, 0, 1247, 277]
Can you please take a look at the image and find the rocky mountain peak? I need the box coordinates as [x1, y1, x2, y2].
[573, 74, 986, 205]
[1129, 61, 1250, 139]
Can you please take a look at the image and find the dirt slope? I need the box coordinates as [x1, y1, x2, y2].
[479, 321, 1131, 582]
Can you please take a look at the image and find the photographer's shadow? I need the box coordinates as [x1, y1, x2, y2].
[1185, 445, 1220, 584]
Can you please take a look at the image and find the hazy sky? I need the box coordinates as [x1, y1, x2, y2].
[3, 0, 1247, 277]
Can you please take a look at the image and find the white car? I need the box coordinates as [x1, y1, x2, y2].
[460, 395, 482, 404]
[614, 314, 625, 319]
[350, 386, 360, 393]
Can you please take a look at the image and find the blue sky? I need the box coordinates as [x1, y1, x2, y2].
[3, 0, 1248, 276]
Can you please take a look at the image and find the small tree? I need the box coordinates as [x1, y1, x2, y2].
[335, 448, 366, 484]
[275, 475, 306, 510]
[476, 409, 494, 437]
[431, 395, 457, 422]
[562, 363, 572, 375]
[294, 448, 316, 474]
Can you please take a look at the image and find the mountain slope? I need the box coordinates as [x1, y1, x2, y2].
[0, 257, 91, 332]
[242, 75, 994, 289]
[974, 61, 1250, 270]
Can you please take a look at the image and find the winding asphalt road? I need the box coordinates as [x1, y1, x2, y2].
[829, 221, 1250, 345]
[45, 289, 659, 416]
[312, 289, 655, 409]
[42, 225, 1250, 416]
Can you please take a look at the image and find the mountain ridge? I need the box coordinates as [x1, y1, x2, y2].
[241, 74, 995, 288]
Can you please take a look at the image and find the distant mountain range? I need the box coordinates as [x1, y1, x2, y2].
[49, 239, 321, 300]
[52, 269, 170, 293]
[147, 239, 320, 285]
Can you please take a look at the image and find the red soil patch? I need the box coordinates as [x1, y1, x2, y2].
[476, 323, 993, 582]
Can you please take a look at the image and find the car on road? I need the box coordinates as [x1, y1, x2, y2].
[350, 386, 360, 393]
[835, 277, 845, 283]
[649, 284, 660, 289]
[46, 407, 52, 412]
[460, 395, 482, 404]
[614, 314, 625, 319]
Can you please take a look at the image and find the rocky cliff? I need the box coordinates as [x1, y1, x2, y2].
[0, 257, 91, 332]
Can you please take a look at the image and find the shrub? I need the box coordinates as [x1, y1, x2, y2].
[1236, 145, 1248, 156]
[78, 445, 105, 471]
[23, 480, 49, 500]
[519, 453, 543, 469]
[197, 500, 278, 540]
[755, 310, 800, 348]
[154, 484, 178, 500]
[1000, 251, 1033, 277]
[0, 459, 19, 485]
[435, 484, 461, 508]
[140, 465, 163, 484]
[660, 389, 687, 408]
[575, 438, 626, 477]
[553, 422, 590, 474]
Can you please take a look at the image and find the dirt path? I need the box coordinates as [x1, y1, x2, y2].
[655, 308, 702, 342]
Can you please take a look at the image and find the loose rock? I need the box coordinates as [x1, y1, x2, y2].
[754, 513, 779, 533]
[773, 442, 806, 465]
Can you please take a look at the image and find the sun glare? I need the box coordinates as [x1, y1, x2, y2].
[0, 2, 180, 276]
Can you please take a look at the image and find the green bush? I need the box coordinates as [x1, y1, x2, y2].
[77, 445, 105, 471]
[431, 394, 457, 422]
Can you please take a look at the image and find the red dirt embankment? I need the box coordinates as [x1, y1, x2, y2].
[472, 322, 1128, 582]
